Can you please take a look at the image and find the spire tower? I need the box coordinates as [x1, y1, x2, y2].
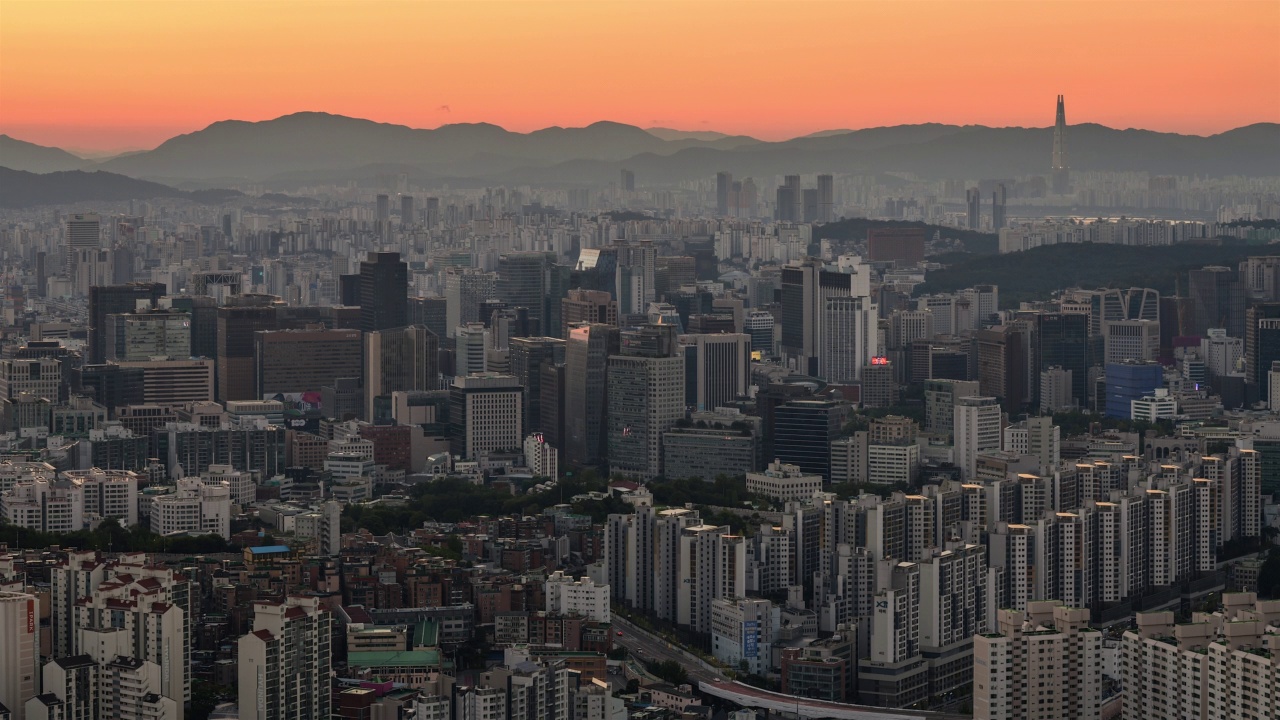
[1051, 94, 1069, 195]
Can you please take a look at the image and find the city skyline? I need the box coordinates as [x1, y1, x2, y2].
[2, 0, 1278, 151]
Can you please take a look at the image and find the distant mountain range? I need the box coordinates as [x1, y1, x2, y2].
[1, 113, 1276, 189]
[0, 167, 241, 208]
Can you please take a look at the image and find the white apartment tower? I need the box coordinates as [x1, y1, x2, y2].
[238, 596, 332, 720]
[954, 396, 1002, 480]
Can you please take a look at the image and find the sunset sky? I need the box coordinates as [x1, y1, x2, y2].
[2, 0, 1278, 152]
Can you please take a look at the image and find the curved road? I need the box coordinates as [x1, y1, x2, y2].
[613, 615, 968, 720]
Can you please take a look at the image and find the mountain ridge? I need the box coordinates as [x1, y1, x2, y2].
[5, 113, 1276, 185]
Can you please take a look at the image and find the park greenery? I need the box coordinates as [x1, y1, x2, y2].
[0, 519, 234, 554]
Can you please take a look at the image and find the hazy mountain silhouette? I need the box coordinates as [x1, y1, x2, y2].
[0, 135, 88, 173]
[12, 113, 1275, 184]
[0, 167, 241, 208]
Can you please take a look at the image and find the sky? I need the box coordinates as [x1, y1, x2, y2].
[2, 0, 1278, 152]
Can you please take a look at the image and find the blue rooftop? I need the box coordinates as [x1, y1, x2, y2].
[248, 545, 291, 554]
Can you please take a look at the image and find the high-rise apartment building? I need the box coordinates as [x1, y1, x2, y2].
[974, 601, 1101, 720]
[238, 596, 332, 720]
[0, 591, 37, 720]
[676, 524, 746, 634]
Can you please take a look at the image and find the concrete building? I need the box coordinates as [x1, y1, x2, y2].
[1121, 594, 1279, 720]
[954, 397, 1002, 480]
[710, 597, 777, 676]
[449, 374, 523, 460]
[745, 461, 822, 502]
[606, 325, 684, 480]
[677, 525, 746, 635]
[150, 476, 232, 539]
[973, 601, 1102, 720]
[238, 596, 332, 720]
[0, 591, 37, 720]
[544, 571, 610, 623]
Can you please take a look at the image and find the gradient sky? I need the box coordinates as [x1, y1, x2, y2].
[2, 0, 1278, 152]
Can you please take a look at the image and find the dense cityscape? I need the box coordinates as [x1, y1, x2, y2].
[2, 2, 1279, 720]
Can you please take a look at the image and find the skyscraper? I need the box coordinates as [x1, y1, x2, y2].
[64, 213, 101, 275]
[560, 289, 617, 337]
[510, 336, 565, 435]
[497, 252, 551, 335]
[620, 168, 635, 192]
[954, 396, 1002, 480]
[1051, 95, 1069, 194]
[217, 294, 281, 402]
[772, 398, 845, 479]
[0, 591, 37, 720]
[365, 325, 439, 421]
[966, 188, 981, 230]
[564, 323, 618, 468]
[681, 333, 751, 411]
[358, 251, 408, 333]
[87, 282, 166, 364]
[607, 324, 684, 479]
[716, 171, 733, 216]
[449, 373, 523, 459]
[400, 194, 416, 227]
[992, 183, 1007, 230]
[816, 174, 834, 222]
[1187, 265, 1245, 338]
[1245, 303, 1280, 402]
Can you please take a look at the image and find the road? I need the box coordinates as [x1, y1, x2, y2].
[611, 615, 725, 685]
[613, 614, 968, 720]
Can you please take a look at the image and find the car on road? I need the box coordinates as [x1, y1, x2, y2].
[616, 630, 624, 636]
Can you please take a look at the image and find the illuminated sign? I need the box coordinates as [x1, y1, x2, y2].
[870, 357, 889, 365]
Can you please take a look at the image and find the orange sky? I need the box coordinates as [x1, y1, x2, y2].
[2, 0, 1278, 152]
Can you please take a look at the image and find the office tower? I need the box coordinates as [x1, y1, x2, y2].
[400, 194, 415, 226]
[966, 188, 981, 230]
[1188, 265, 1246, 338]
[991, 183, 1007, 230]
[866, 227, 926, 266]
[444, 268, 498, 338]
[167, 295, 218, 359]
[510, 337, 565, 435]
[1051, 95, 1070, 195]
[775, 185, 797, 222]
[454, 321, 487, 376]
[1246, 303, 1280, 402]
[1104, 360, 1163, 419]
[254, 327, 362, 396]
[375, 193, 390, 224]
[974, 325, 1031, 414]
[682, 333, 750, 411]
[954, 396, 1002, 480]
[1103, 318, 1160, 364]
[816, 173, 834, 222]
[677, 525, 746, 634]
[115, 358, 215, 405]
[615, 242, 657, 316]
[238, 596, 332, 720]
[103, 304, 191, 361]
[408, 295, 449, 341]
[772, 399, 844, 479]
[497, 252, 551, 335]
[974, 602, 1100, 720]
[217, 295, 281, 402]
[563, 324, 617, 467]
[358, 251, 408, 332]
[1036, 312, 1089, 408]
[0, 591, 37, 720]
[449, 373, 523, 459]
[744, 309, 774, 355]
[64, 213, 101, 275]
[560, 289, 617, 337]
[620, 168, 635, 192]
[821, 295, 877, 384]
[781, 257, 876, 379]
[606, 325, 684, 479]
[0, 357, 61, 403]
[716, 171, 732, 215]
[88, 282, 166, 364]
[365, 325, 439, 421]
[1038, 366, 1074, 413]
[1201, 327, 1243, 378]
[801, 187, 818, 222]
